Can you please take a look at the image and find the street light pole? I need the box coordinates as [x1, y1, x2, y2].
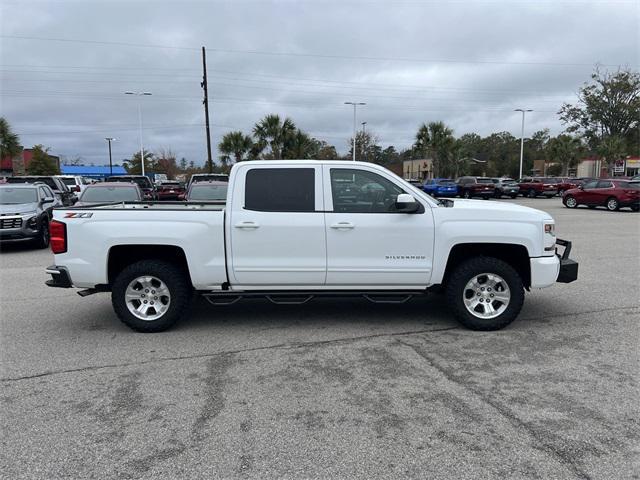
[361, 122, 367, 162]
[515, 108, 532, 179]
[344, 102, 366, 161]
[105, 137, 115, 176]
[125, 91, 152, 176]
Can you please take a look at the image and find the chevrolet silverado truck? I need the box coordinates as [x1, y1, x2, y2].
[45, 160, 578, 332]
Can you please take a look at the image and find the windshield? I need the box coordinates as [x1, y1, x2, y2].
[108, 177, 152, 189]
[80, 186, 140, 202]
[620, 181, 640, 190]
[61, 178, 76, 186]
[189, 184, 228, 201]
[0, 188, 38, 204]
[438, 180, 455, 185]
[192, 174, 229, 183]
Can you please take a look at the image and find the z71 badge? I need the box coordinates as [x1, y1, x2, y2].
[64, 212, 93, 218]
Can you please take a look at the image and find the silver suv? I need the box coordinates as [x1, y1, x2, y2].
[0, 184, 59, 248]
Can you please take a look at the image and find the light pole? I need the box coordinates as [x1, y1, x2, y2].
[125, 91, 152, 176]
[515, 109, 532, 179]
[361, 122, 367, 162]
[345, 101, 366, 161]
[105, 137, 115, 176]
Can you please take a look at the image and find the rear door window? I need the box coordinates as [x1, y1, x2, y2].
[244, 168, 315, 212]
[596, 180, 613, 188]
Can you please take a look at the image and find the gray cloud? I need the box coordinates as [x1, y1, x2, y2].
[1, 0, 637, 165]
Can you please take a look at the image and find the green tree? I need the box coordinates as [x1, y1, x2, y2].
[596, 135, 627, 171]
[123, 150, 154, 175]
[546, 134, 584, 175]
[253, 114, 296, 159]
[559, 68, 640, 153]
[27, 145, 60, 175]
[179, 157, 188, 172]
[0, 117, 21, 160]
[219, 131, 253, 165]
[413, 121, 455, 177]
[284, 129, 318, 159]
[314, 141, 338, 160]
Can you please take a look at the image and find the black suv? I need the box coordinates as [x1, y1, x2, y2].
[106, 175, 156, 200]
[5, 176, 76, 206]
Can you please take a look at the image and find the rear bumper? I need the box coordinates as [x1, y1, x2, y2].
[45, 265, 73, 288]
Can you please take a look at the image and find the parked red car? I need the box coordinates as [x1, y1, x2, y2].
[553, 177, 579, 195]
[156, 181, 185, 201]
[562, 179, 640, 211]
[517, 177, 558, 198]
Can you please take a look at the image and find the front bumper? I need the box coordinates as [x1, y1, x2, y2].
[529, 238, 578, 287]
[0, 217, 40, 242]
[45, 265, 73, 288]
[555, 238, 578, 283]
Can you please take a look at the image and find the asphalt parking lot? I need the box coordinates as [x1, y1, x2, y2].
[1, 197, 639, 479]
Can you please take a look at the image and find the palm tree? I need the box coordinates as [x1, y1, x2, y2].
[596, 135, 626, 173]
[0, 117, 21, 160]
[284, 130, 318, 159]
[253, 114, 296, 159]
[547, 134, 584, 175]
[218, 131, 253, 165]
[413, 121, 454, 177]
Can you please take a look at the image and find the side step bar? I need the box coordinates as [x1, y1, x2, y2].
[202, 290, 426, 306]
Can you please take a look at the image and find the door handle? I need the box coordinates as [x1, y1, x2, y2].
[330, 222, 355, 229]
[234, 221, 260, 229]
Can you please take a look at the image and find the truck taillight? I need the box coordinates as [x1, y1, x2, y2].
[50, 220, 67, 254]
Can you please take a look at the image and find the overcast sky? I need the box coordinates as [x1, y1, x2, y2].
[1, 0, 638, 165]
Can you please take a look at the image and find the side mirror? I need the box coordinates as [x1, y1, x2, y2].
[578, 184, 584, 190]
[396, 193, 420, 213]
[42, 197, 55, 204]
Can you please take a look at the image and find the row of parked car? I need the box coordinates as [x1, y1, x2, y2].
[417, 175, 639, 211]
[0, 173, 230, 248]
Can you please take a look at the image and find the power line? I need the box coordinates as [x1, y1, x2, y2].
[1, 35, 632, 67]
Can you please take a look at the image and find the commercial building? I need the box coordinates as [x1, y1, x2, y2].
[1, 148, 60, 176]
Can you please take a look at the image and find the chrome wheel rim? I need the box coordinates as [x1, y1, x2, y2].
[566, 197, 577, 208]
[125, 275, 171, 321]
[463, 273, 510, 319]
[607, 199, 617, 210]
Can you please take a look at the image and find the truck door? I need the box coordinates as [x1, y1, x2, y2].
[323, 166, 434, 287]
[228, 165, 326, 286]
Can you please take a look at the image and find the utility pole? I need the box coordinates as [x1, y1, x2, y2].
[201, 46, 213, 174]
[105, 137, 115, 176]
[515, 109, 532, 179]
[344, 102, 366, 161]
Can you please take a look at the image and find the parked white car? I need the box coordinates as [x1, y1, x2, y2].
[46, 160, 578, 332]
[57, 175, 90, 194]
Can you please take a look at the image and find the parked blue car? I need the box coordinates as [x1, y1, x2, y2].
[422, 178, 459, 197]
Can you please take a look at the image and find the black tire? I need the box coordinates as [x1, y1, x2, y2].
[111, 260, 192, 332]
[605, 197, 619, 211]
[510, 194, 518, 199]
[445, 256, 525, 331]
[527, 189, 536, 198]
[463, 190, 471, 199]
[631, 205, 639, 212]
[564, 195, 578, 208]
[33, 220, 50, 249]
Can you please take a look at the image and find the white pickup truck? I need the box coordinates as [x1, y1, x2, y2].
[45, 160, 578, 332]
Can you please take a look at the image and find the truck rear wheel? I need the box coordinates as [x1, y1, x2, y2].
[445, 256, 524, 331]
[112, 260, 191, 332]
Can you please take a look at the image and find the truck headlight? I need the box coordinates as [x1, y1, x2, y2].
[544, 223, 555, 236]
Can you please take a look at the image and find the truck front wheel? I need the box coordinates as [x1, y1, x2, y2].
[445, 256, 524, 331]
[112, 260, 191, 332]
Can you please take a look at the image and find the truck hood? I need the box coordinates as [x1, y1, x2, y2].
[0, 203, 39, 215]
[439, 198, 553, 221]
